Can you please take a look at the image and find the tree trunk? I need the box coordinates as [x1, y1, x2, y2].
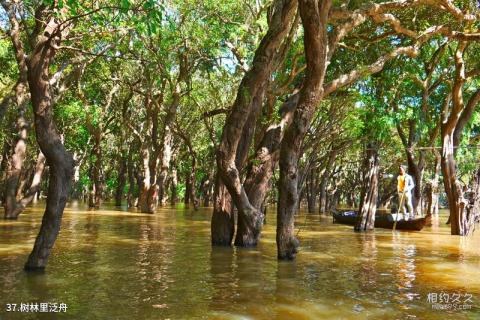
[146, 182, 159, 213]
[211, 175, 234, 245]
[425, 150, 440, 217]
[202, 173, 213, 207]
[3, 110, 28, 218]
[127, 153, 137, 208]
[0, 141, 10, 204]
[441, 131, 465, 235]
[214, 0, 298, 248]
[405, 149, 424, 215]
[176, 129, 200, 210]
[24, 15, 75, 270]
[377, 176, 396, 208]
[2, 1, 29, 219]
[85, 126, 104, 209]
[184, 173, 191, 206]
[138, 146, 152, 213]
[0, 92, 14, 124]
[70, 152, 82, 200]
[441, 42, 479, 236]
[318, 178, 327, 214]
[189, 157, 199, 210]
[115, 155, 127, 206]
[355, 145, 379, 232]
[87, 165, 96, 208]
[157, 137, 171, 206]
[318, 150, 337, 213]
[460, 169, 480, 235]
[4, 151, 46, 219]
[306, 170, 317, 213]
[328, 184, 340, 213]
[231, 87, 265, 246]
[16, 164, 31, 199]
[277, 0, 331, 260]
[170, 166, 178, 206]
[158, 81, 182, 205]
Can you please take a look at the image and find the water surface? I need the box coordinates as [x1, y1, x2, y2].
[0, 203, 479, 319]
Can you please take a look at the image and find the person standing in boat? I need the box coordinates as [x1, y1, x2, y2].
[397, 165, 415, 220]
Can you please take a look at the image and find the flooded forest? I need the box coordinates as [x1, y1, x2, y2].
[1, 0, 480, 319]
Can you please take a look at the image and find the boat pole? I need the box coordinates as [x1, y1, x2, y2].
[393, 191, 406, 231]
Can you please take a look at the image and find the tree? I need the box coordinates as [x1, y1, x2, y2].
[441, 41, 480, 235]
[24, 4, 75, 270]
[212, 0, 298, 247]
[355, 143, 379, 231]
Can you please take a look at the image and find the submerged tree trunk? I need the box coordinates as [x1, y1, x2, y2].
[138, 146, 151, 213]
[3, 107, 28, 218]
[127, 151, 137, 208]
[88, 165, 96, 208]
[214, 0, 298, 248]
[306, 169, 317, 213]
[441, 131, 465, 234]
[88, 131, 103, 209]
[318, 149, 338, 213]
[211, 175, 234, 245]
[24, 14, 75, 270]
[70, 151, 84, 200]
[441, 42, 480, 236]
[202, 172, 213, 207]
[277, 0, 331, 260]
[158, 73, 183, 206]
[213, 92, 265, 246]
[184, 172, 191, 206]
[143, 94, 161, 214]
[2, 1, 30, 219]
[189, 157, 199, 210]
[425, 150, 440, 217]
[170, 165, 178, 206]
[459, 169, 480, 235]
[0, 142, 10, 204]
[157, 130, 172, 206]
[232, 87, 265, 246]
[115, 155, 127, 206]
[128, 86, 163, 214]
[175, 127, 199, 210]
[327, 178, 341, 213]
[355, 145, 379, 232]
[237, 93, 299, 244]
[84, 83, 118, 209]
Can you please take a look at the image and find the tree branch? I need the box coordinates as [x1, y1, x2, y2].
[323, 45, 419, 96]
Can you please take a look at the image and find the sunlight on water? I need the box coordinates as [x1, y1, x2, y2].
[0, 203, 479, 319]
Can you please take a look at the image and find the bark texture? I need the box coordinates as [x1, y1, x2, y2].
[277, 0, 331, 260]
[355, 145, 379, 232]
[441, 42, 480, 235]
[24, 12, 75, 270]
[5, 152, 46, 219]
[212, 0, 298, 247]
[2, 0, 30, 219]
[115, 155, 127, 206]
[211, 175, 234, 245]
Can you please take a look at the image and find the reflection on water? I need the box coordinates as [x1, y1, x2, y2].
[0, 203, 479, 319]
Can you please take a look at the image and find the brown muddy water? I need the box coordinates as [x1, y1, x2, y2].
[0, 202, 479, 319]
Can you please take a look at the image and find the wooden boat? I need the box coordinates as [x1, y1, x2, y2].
[332, 210, 358, 225]
[332, 210, 430, 231]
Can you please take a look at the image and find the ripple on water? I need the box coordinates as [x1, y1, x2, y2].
[0, 204, 479, 320]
